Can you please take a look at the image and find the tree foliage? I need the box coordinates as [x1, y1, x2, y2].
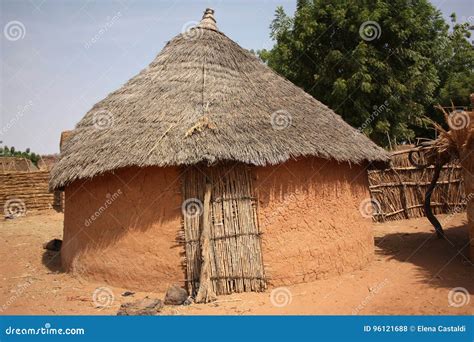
[436, 14, 474, 107]
[0, 145, 40, 165]
[260, 0, 473, 147]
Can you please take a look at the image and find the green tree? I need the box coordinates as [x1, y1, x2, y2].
[260, 0, 463, 147]
[436, 14, 473, 107]
[0, 145, 41, 166]
[30, 152, 39, 165]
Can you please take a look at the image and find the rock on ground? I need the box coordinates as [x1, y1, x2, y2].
[164, 285, 188, 305]
[117, 297, 163, 316]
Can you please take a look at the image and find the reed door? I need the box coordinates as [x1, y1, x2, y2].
[182, 164, 266, 295]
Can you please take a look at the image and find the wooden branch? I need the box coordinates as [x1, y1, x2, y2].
[195, 182, 217, 303]
[369, 179, 463, 189]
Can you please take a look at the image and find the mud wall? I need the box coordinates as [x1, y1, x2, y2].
[63, 159, 374, 292]
[254, 158, 373, 286]
[62, 166, 183, 292]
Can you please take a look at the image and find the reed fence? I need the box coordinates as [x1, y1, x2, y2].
[369, 149, 466, 222]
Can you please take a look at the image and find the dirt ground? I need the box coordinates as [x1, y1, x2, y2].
[0, 210, 472, 315]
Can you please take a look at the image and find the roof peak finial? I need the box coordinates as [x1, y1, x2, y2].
[199, 8, 217, 30]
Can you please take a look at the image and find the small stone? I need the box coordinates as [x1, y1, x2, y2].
[116, 297, 163, 316]
[121, 291, 135, 297]
[164, 285, 188, 305]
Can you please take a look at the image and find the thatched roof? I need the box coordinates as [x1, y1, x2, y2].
[1, 157, 38, 173]
[38, 155, 59, 171]
[50, 8, 389, 189]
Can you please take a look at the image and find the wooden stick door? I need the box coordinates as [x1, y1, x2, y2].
[182, 164, 266, 296]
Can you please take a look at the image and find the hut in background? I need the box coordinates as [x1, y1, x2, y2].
[50, 9, 389, 296]
[0, 157, 38, 172]
[38, 155, 59, 171]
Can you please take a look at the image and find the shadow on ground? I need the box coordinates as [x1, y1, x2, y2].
[42, 249, 63, 273]
[375, 223, 473, 292]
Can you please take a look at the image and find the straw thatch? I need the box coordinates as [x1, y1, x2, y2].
[424, 107, 473, 167]
[50, 8, 388, 190]
[59, 131, 72, 153]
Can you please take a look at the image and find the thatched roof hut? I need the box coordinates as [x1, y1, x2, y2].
[51, 9, 389, 297]
[50, 9, 386, 190]
[0, 157, 38, 172]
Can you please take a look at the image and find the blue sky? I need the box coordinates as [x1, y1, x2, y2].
[1, 0, 472, 154]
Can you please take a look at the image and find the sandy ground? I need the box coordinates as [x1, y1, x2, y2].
[0, 210, 472, 315]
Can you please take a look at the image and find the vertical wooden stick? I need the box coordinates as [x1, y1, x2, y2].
[195, 182, 217, 303]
